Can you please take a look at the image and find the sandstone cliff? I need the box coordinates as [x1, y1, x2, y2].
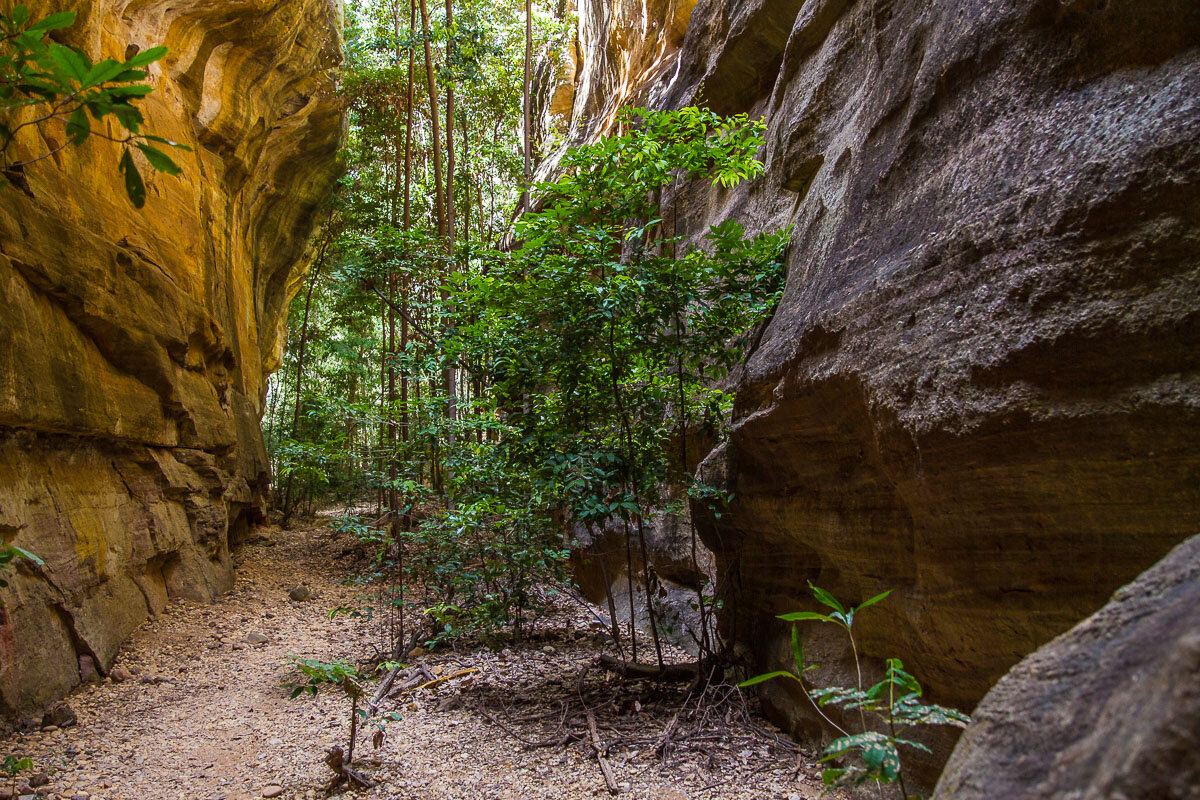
[0, 0, 343, 713]
[553, 0, 1200, 781]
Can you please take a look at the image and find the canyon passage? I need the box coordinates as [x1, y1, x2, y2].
[0, 1, 1197, 799]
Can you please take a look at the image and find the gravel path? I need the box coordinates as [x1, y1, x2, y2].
[0, 525, 827, 800]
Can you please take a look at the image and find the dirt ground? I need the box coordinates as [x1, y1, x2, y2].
[0, 524, 829, 800]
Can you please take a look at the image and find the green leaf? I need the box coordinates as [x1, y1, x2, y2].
[857, 589, 891, 611]
[810, 685, 873, 710]
[66, 105, 89, 145]
[10, 546, 43, 566]
[136, 143, 180, 175]
[106, 84, 154, 97]
[808, 581, 845, 615]
[894, 736, 933, 753]
[821, 768, 847, 787]
[48, 42, 89, 83]
[737, 670, 799, 688]
[776, 610, 833, 623]
[28, 10, 75, 33]
[82, 58, 127, 87]
[789, 624, 803, 671]
[141, 134, 190, 151]
[119, 148, 146, 208]
[109, 103, 144, 132]
[124, 45, 168, 68]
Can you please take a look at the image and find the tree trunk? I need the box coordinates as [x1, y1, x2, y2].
[522, 0, 532, 214]
[418, 0, 446, 240]
[281, 236, 329, 524]
[444, 0, 456, 249]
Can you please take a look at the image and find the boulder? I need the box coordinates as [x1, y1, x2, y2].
[934, 534, 1200, 799]
[40, 702, 76, 730]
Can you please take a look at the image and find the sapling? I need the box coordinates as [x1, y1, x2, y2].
[740, 583, 969, 798]
[2, 755, 33, 797]
[283, 657, 403, 790]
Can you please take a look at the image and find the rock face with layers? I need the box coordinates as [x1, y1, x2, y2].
[0, 0, 343, 713]
[933, 533, 1200, 800]
[554, 0, 1200, 783]
[683, 0, 1200, 781]
[533, 0, 698, 179]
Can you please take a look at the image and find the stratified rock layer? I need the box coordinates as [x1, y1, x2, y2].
[933, 534, 1200, 800]
[0, 0, 343, 713]
[552, 0, 1200, 784]
[678, 0, 1200, 780]
[534, 0, 697, 178]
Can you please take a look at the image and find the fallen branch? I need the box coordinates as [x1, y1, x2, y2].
[587, 709, 620, 795]
[655, 712, 679, 759]
[366, 621, 435, 717]
[366, 665, 403, 718]
[597, 654, 698, 682]
[395, 667, 480, 695]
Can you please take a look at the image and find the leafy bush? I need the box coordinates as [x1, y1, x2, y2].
[450, 106, 789, 662]
[406, 437, 571, 643]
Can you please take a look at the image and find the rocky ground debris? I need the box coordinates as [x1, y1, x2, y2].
[0, 524, 829, 800]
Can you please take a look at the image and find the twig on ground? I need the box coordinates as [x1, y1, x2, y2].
[587, 709, 620, 795]
[477, 703, 580, 749]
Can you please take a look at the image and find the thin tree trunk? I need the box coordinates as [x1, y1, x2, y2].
[418, 0, 456, 475]
[623, 517, 638, 664]
[522, 0, 532, 213]
[281, 236, 329, 523]
[418, 0, 446, 240]
[377, 297, 388, 517]
[607, 318, 665, 669]
[444, 0, 456, 248]
[461, 114, 470, 246]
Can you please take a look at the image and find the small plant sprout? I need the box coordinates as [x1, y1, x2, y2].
[740, 584, 969, 798]
[2, 755, 33, 796]
[283, 657, 403, 767]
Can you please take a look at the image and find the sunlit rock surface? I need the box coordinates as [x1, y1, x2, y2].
[533, 0, 697, 177]
[557, 0, 1200, 784]
[0, 0, 344, 713]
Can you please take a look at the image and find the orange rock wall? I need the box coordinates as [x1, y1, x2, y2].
[0, 0, 344, 712]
